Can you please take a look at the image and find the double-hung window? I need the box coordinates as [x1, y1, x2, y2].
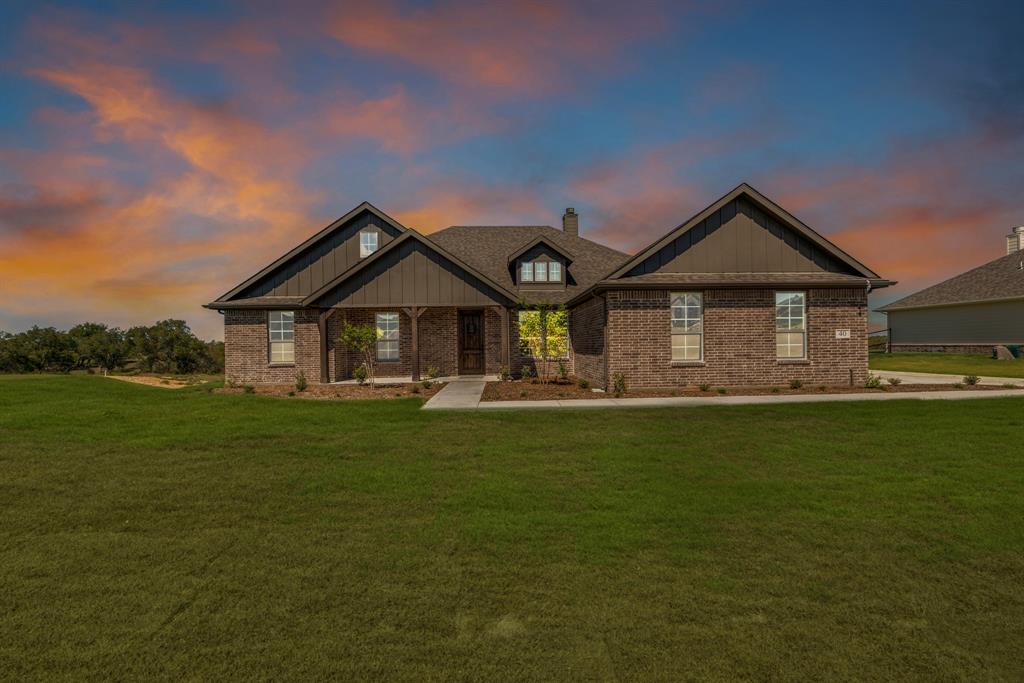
[521, 262, 534, 282]
[376, 312, 399, 361]
[359, 230, 378, 258]
[534, 261, 548, 282]
[548, 261, 562, 281]
[776, 292, 806, 359]
[269, 311, 295, 363]
[670, 293, 703, 361]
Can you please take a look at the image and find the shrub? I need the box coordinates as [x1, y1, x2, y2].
[864, 374, 882, 389]
[353, 364, 368, 385]
[498, 366, 512, 382]
[295, 370, 307, 392]
[424, 365, 440, 379]
[338, 323, 378, 387]
[952, 382, 965, 390]
[771, 387, 781, 394]
[964, 374, 980, 386]
[699, 383, 711, 392]
[887, 377, 902, 386]
[716, 387, 727, 395]
[817, 385, 827, 392]
[577, 378, 590, 390]
[1003, 383, 1019, 389]
[421, 380, 433, 390]
[611, 372, 627, 397]
[789, 379, 803, 390]
[287, 390, 295, 397]
[519, 390, 527, 398]
[557, 360, 569, 381]
[520, 365, 535, 380]
[243, 385, 255, 394]
[410, 385, 420, 394]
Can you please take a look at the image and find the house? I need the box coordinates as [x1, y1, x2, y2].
[878, 227, 1024, 352]
[205, 183, 892, 388]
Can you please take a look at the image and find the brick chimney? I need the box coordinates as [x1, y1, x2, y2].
[562, 208, 578, 237]
[1007, 226, 1024, 255]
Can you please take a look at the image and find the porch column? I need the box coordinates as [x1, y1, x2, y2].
[318, 308, 334, 384]
[402, 307, 427, 381]
[493, 305, 510, 368]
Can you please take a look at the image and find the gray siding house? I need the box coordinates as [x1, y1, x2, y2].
[879, 227, 1024, 352]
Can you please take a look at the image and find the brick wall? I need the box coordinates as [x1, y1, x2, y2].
[569, 295, 607, 388]
[224, 308, 321, 385]
[606, 288, 868, 388]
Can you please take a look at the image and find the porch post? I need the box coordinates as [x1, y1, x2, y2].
[402, 307, 426, 381]
[318, 308, 332, 384]
[498, 305, 511, 368]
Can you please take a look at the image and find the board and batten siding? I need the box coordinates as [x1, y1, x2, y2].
[887, 299, 1024, 345]
[314, 239, 509, 308]
[627, 197, 855, 276]
[240, 212, 401, 298]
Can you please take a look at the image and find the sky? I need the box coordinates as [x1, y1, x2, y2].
[1, 0, 1021, 340]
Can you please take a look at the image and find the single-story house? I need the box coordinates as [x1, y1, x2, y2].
[878, 227, 1024, 353]
[205, 183, 893, 388]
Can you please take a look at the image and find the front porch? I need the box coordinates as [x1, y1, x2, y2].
[322, 305, 513, 383]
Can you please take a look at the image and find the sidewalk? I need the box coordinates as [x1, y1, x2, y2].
[422, 377, 487, 410]
[872, 370, 1024, 386]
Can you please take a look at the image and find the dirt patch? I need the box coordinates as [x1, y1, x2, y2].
[214, 381, 444, 401]
[481, 378, 1016, 402]
[107, 375, 192, 389]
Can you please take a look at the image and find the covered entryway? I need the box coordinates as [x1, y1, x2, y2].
[458, 309, 484, 375]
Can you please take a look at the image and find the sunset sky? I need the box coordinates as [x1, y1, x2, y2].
[1, 1, 1021, 340]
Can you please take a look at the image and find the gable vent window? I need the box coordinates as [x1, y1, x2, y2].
[376, 312, 399, 361]
[269, 311, 295, 364]
[776, 292, 806, 359]
[359, 230, 378, 258]
[521, 262, 534, 282]
[670, 293, 702, 361]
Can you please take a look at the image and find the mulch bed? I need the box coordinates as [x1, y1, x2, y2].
[214, 382, 444, 401]
[481, 378, 1016, 402]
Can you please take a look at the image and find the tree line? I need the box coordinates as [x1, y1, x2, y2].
[0, 320, 224, 375]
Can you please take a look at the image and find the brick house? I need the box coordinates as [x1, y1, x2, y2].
[205, 183, 893, 388]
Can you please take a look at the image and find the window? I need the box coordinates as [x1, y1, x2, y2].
[517, 309, 569, 359]
[548, 261, 562, 282]
[269, 311, 295, 363]
[359, 230, 378, 258]
[534, 261, 547, 282]
[521, 262, 534, 282]
[670, 293, 702, 361]
[776, 292, 806, 359]
[376, 312, 399, 361]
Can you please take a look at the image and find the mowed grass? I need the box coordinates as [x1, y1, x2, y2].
[1, 376, 1023, 681]
[870, 352, 1024, 378]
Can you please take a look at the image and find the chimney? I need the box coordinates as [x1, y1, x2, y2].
[562, 207, 578, 237]
[1007, 226, 1024, 255]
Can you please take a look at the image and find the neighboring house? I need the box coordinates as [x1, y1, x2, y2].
[205, 183, 892, 388]
[878, 227, 1024, 353]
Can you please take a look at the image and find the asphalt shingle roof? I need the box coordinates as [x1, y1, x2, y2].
[880, 251, 1024, 311]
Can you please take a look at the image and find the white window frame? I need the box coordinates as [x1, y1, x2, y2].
[269, 311, 295, 364]
[521, 261, 534, 282]
[775, 291, 807, 359]
[376, 312, 399, 361]
[670, 292, 703, 362]
[534, 261, 547, 282]
[359, 230, 378, 258]
[548, 261, 562, 282]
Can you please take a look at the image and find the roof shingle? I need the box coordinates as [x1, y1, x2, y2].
[880, 251, 1024, 311]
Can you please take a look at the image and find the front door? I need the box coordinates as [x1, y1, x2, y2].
[458, 310, 484, 375]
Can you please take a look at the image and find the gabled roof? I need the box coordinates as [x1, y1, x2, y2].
[506, 235, 575, 264]
[300, 229, 519, 307]
[879, 251, 1024, 311]
[212, 201, 408, 304]
[429, 225, 629, 305]
[606, 182, 883, 281]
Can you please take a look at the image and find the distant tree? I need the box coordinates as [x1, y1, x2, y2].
[69, 323, 127, 374]
[337, 322, 379, 388]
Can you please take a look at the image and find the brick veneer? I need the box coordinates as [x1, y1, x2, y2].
[570, 295, 607, 388]
[605, 288, 868, 388]
[224, 308, 321, 385]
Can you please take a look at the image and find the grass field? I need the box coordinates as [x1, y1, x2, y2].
[870, 352, 1024, 378]
[2, 375, 1023, 680]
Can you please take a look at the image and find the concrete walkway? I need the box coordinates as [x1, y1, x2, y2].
[422, 377, 488, 410]
[424, 386, 1024, 411]
[872, 370, 1024, 386]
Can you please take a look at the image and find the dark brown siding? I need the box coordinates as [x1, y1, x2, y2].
[315, 239, 509, 307]
[888, 300, 1024, 346]
[240, 212, 400, 298]
[627, 197, 855, 277]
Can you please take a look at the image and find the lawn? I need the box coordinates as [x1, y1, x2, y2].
[2, 375, 1023, 680]
[870, 352, 1024, 378]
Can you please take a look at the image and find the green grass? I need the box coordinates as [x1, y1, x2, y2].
[870, 352, 1024, 378]
[2, 375, 1023, 680]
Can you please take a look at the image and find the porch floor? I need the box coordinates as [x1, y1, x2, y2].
[332, 374, 498, 386]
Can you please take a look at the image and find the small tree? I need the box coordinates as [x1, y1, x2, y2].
[337, 322, 379, 388]
[517, 303, 568, 383]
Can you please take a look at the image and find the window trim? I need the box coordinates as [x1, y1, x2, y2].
[268, 310, 295, 365]
[548, 261, 562, 282]
[359, 230, 379, 258]
[670, 292, 703, 362]
[775, 291, 807, 360]
[375, 312, 399, 362]
[519, 258, 563, 284]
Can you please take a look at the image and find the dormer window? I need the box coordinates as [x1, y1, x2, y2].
[549, 262, 561, 281]
[519, 259, 563, 283]
[359, 230, 378, 258]
[521, 262, 534, 282]
[535, 262, 547, 282]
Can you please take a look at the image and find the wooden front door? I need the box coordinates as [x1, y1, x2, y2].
[458, 310, 484, 374]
